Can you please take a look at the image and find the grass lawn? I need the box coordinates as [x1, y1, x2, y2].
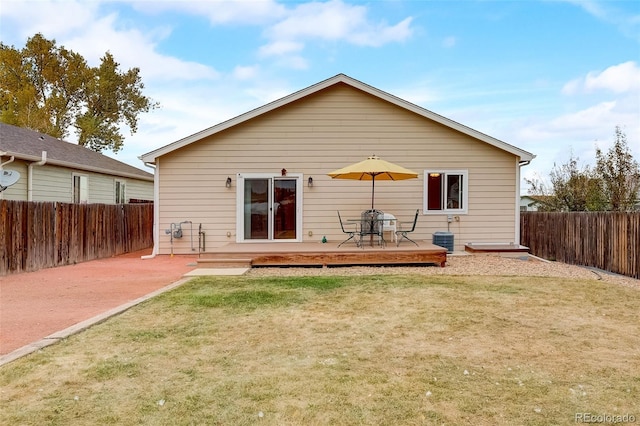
[1, 274, 638, 425]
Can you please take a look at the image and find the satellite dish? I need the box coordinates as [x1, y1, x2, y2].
[0, 170, 20, 192]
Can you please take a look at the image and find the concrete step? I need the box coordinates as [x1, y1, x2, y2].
[196, 258, 253, 268]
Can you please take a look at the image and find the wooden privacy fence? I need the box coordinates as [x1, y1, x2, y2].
[0, 200, 154, 276]
[521, 212, 640, 279]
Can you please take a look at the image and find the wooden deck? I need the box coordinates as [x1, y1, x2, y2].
[464, 242, 529, 254]
[197, 241, 447, 268]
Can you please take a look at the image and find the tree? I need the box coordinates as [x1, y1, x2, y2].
[526, 153, 606, 211]
[595, 126, 640, 211]
[0, 33, 158, 153]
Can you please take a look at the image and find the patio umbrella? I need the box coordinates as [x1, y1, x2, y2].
[327, 155, 418, 209]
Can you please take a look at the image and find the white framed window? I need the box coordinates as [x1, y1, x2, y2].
[115, 179, 126, 204]
[72, 174, 88, 204]
[423, 170, 468, 214]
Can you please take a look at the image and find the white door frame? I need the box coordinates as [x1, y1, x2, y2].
[235, 172, 303, 242]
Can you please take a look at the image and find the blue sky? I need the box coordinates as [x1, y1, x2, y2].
[1, 0, 638, 192]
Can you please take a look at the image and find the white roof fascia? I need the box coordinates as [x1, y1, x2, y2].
[140, 74, 535, 164]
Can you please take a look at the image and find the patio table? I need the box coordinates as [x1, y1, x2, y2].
[348, 210, 386, 247]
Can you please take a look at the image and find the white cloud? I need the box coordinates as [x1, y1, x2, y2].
[1, 1, 220, 83]
[64, 14, 220, 82]
[233, 65, 259, 80]
[278, 55, 310, 70]
[259, 40, 304, 57]
[562, 61, 640, 95]
[348, 17, 413, 47]
[131, 0, 287, 25]
[516, 101, 617, 142]
[259, 0, 414, 59]
[267, 0, 370, 41]
[0, 0, 98, 42]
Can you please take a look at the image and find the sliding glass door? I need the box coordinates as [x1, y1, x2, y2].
[238, 174, 301, 241]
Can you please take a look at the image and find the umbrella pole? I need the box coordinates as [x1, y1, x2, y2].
[371, 175, 375, 210]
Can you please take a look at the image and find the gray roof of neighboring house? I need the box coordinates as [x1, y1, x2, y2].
[0, 122, 153, 181]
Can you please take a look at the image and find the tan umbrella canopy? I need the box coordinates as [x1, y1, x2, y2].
[327, 155, 418, 209]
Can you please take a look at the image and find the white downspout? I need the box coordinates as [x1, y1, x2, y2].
[0, 152, 15, 199]
[28, 151, 47, 201]
[141, 160, 159, 259]
[516, 159, 532, 245]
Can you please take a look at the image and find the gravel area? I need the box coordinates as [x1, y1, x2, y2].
[246, 254, 640, 290]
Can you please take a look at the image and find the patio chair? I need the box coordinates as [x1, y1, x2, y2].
[337, 211, 359, 247]
[381, 212, 397, 244]
[395, 209, 419, 246]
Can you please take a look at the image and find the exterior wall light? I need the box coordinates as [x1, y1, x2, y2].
[308, 176, 313, 187]
[225, 177, 232, 188]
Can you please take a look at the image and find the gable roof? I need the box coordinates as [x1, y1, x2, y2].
[0, 123, 153, 181]
[140, 73, 535, 164]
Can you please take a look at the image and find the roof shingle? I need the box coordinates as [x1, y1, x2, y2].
[0, 123, 152, 181]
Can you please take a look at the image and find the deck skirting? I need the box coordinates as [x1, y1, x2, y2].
[198, 242, 447, 268]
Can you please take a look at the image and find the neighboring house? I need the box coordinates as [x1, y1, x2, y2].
[140, 74, 535, 254]
[0, 122, 153, 203]
[520, 195, 548, 211]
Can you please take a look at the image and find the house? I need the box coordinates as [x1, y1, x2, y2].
[519, 195, 549, 211]
[0, 123, 153, 203]
[520, 195, 538, 211]
[140, 74, 535, 254]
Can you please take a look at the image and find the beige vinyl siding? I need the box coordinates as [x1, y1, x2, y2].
[156, 83, 521, 254]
